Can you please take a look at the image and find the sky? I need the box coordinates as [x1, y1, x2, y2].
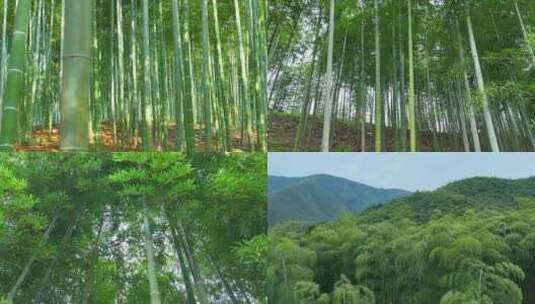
[268, 153, 535, 191]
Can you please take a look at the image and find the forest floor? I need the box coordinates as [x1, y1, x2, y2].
[269, 113, 464, 152]
[16, 123, 252, 152]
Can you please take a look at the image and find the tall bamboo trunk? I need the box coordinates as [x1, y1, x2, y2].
[142, 199, 161, 304]
[234, 0, 255, 151]
[23, 0, 42, 145]
[116, 0, 125, 146]
[34, 209, 81, 304]
[8, 216, 59, 302]
[0, 0, 31, 151]
[360, 5, 367, 152]
[170, 0, 185, 151]
[251, 0, 268, 152]
[391, 3, 399, 151]
[398, 10, 407, 152]
[60, 0, 92, 151]
[407, 0, 417, 152]
[0, 0, 9, 128]
[168, 219, 196, 303]
[373, 0, 382, 152]
[180, 224, 210, 304]
[201, 0, 212, 151]
[211, 0, 232, 151]
[321, 0, 335, 152]
[456, 19, 481, 152]
[141, 0, 154, 151]
[466, 8, 500, 152]
[456, 83, 470, 152]
[182, 0, 195, 153]
[130, 0, 140, 148]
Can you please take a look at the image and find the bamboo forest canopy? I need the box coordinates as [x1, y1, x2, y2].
[0, 153, 267, 303]
[268, 176, 535, 304]
[268, 0, 535, 152]
[0, 0, 267, 152]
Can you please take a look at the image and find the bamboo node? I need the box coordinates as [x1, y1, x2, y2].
[8, 68, 23, 74]
[62, 53, 92, 61]
[3, 106, 18, 112]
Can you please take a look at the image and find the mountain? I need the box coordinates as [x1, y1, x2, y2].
[268, 174, 410, 226]
[360, 176, 535, 224]
[268, 176, 304, 194]
[440, 176, 535, 203]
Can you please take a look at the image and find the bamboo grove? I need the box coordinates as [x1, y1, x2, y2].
[0, 0, 268, 152]
[268, 0, 535, 152]
[0, 153, 267, 303]
[268, 176, 535, 304]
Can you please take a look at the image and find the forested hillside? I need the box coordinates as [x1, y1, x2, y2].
[0, 153, 266, 303]
[0, 0, 267, 152]
[268, 176, 535, 304]
[269, 0, 535, 152]
[268, 175, 409, 226]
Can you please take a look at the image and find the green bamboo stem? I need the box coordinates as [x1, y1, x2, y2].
[0, 0, 31, 151]
[60, 0, 92, 151]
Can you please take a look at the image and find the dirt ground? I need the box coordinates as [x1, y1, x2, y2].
[16, 123, 252, 152]
[268, 113, 465, 152]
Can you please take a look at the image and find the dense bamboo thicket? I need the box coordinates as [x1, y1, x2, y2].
[268, 0, 535, 152]
[0, 0, 267, 152]
[0, 153, 266, 303]
[268, 176, 535, 304]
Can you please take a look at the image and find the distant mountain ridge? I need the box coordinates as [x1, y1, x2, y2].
[360, 176, 535, 224]
[268, 174, 410, 226]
